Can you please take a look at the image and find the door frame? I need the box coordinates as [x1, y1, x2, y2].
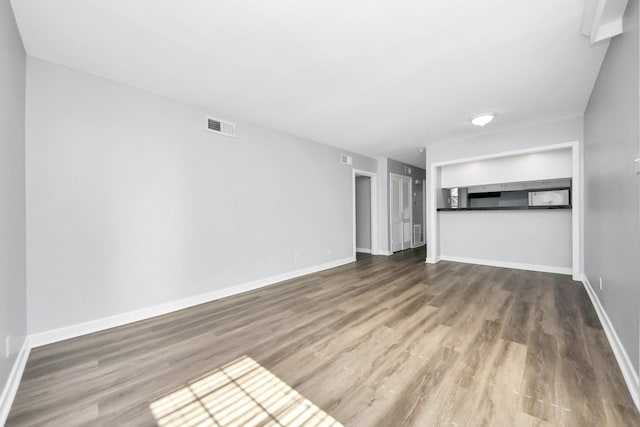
[423, 179, 427, 246]
[389, 173, 413, 253]
[352, 169, 378, 257]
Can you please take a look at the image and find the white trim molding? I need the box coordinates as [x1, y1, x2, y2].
[427, 164, 439, 263]
[29, 256, 355, 348]
[439, 255, 572, 275]
[580, 274, 640, 410]
[0, 338, 31, 426]
[570, 140, 581, 278]
[352, 169, 378, 259]
[378, 250, 393, 256]
[355, 247, 372, 254]
[581, 0, 629, 44]
[427, 140, 581, 278]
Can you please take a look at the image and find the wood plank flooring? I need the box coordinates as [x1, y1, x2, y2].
[7, 248, 640, 426]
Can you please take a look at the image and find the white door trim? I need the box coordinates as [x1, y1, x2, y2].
[427, 140, 581, 280]
[423, 179, 427, 246]
[353, 169, 378, 256]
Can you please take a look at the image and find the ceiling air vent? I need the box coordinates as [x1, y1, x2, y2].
[340, 154, 352, 165]
[206, 117, 236, 137]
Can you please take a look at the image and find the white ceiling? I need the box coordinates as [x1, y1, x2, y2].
[11, 0, 609, 167]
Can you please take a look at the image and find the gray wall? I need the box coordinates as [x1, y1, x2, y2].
[584, 0, 640, 373]
[377, 158, 389, 252]
[426, 116, 584, 267]
[426, 117, 583, 165]
[25, 57, 377, 334]
[440, 210, 572, 269]
[387, 158, 426, 250]
[0, 0, 27, 398]
[355, 176, 371, 250]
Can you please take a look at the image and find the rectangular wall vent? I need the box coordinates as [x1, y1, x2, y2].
[206, 117, 236, 137]
[413, 224, 422, 245]
[340, 154, 352, 165]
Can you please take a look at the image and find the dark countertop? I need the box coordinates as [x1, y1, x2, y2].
[437, 205, 571, 211]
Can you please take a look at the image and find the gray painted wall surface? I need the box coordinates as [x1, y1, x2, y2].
[440, 210, 572, 268]
[25, 57, 377, 334]
[355, 176, 371, 250]
[0, 0, 26, 398]
[426, 117, 584, 267]
[584, 0, 640, 373]
[426, 117, 583, 165]
[387, 158, 426, 250]
[377, 158, 389, 252]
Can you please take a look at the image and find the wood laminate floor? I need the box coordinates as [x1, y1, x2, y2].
[7, 249, 640, 426]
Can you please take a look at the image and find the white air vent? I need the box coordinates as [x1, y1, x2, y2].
[340, 154, 352, 165]
[206, 117, 236, 137]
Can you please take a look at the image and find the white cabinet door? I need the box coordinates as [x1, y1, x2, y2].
[505, 182, 526, 191]
[524, 181, 542, 190]
[485, 184, 503, 192]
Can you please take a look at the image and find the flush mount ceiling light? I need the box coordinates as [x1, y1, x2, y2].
[470, 113, 495, 127]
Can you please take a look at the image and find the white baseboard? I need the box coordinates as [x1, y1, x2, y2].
[438, 255, 572, 275]
[29, 256, 356, 348]
[355, 248, 371, 254]
[580, 274, 640, 411]
[377, 250, 393, 256]
[0, 337, 31, 426]
[411, 242, 425, 248]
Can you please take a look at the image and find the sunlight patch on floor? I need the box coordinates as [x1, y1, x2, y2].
[150, 355, 343, 427]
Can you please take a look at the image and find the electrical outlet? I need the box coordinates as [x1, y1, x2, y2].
[5, 335, 10, 358]
[294, 253, 299, 262]
[327, 248, 332, 255]
[599, 277, 603, 291]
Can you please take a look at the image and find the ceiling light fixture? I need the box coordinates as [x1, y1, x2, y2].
[470, 113, 495, 127]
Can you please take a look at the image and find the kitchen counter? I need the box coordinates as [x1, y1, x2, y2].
[437, 205, 571, 211]
[437, 208, 572, 270]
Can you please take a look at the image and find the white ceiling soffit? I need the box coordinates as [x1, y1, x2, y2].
[581, 0, 629, 43]
[11, 0, 611, 167]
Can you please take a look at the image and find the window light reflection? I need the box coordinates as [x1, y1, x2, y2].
[149, 355, 343, 427]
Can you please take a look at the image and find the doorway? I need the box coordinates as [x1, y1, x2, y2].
[352, 170, 378, 257]
[355, 176, 372, 254]
[422, 179, 427, 248]
[390, 173, 412, 252]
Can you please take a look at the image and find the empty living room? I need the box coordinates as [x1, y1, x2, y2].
[2, 0, 640, 426]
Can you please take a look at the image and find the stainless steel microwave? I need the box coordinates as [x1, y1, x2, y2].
[528, 189, 570, 207]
